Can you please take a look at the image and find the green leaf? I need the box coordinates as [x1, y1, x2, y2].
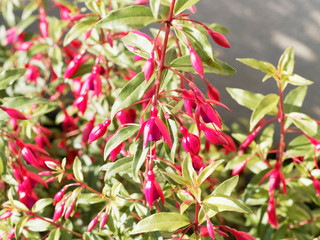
[0, 138, 6, 175]
[73, 157, 84, 182]
[110, 72, 154, 119]
[287, 74, 313, 86]
[171, 55, 236, 76]
[15, 216, 29, 239]
[32, 198, 54, 213]
[182, 154, 196, 184]
[77, 193, 105, 204]
[250, 94, 279, 131]
[121, 32, 153, 57]
[150, 0, 161, 19]
[204, 194, 251, 214]
[131, 212, 190, 234]
[28, 43, 50, 56]
[226, 88, 265, 111]
[104, 125, 140, 159]
[47, 228, 61, 240]
[284, 86, 307, 129]
[212, 175, 239, 196]
[132, 142, 149, 180]
[287, 112, 320, 139]
[0, 68, 26, 91]
[0, 96, 51, 120]
[180, 25, 214, 60]
[64, 16, 98, 46]
[174, 0, 200, 14]
[278, 46, 294, 74]
[25, 218, 52, 232]
[287, 135, 311, 157]
[164, 172, 191, 186]
[105, 157, 133, 178]
[197, 160, 224, 186]
[237, 58, 277, 75]
[96, 6, 157, 31]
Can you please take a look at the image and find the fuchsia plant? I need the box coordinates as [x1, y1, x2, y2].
[0, 0, 319, 239]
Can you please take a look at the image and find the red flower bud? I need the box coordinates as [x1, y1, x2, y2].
[16, 42, 33, 51]
[207, 29, 230, 48]
[53, 201, 66, 221]
[200, 123, 228, 145]
[239, 125, 262, 151]
[0, 106, 27, 120]
[189, 46, 204, 79]
[206, 82, 220, 102]
[39, 20, 49, 38]
[88, 119, 111, 144]
[64, 198, 76, 219]
[232, 160, 248, 176]
[99, 212, 109, 229]
[53, 188, 66, 205]
[311, 175, 320, 197]
[143, 52, 155, 82]
[229, 228, 256, 240]
[35, 135, 51, 149]
[64, 53, 84, 79]
[207, 219, 215, 239]
[0, 211, 13, 220]
[87, 215, 99, 232]
[82, 117, 95, 146]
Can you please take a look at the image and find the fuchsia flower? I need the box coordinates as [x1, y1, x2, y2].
[0, 211, 13, 220]
[35, 135, 51, 149]
[82, 116, 95, 146]
[260, 161, 286, 195]
[80, 59, 102, 96]
[55, 2, 71, 20]
[25, 64, 40, 84]
[87, 215, 99, 232]
[144, 170, 164, 210]
[16, 42, 33, 51]
[39, 8, 49, 38]
[206, 219, 215, 239]
[116, 109, 137, 125]
[229, 228, 256, 240]
[206, 82, 220, 102]
[136, 106, 172, 148]
[200, 123, 228, 145]
[239, 125, 263, 151]
[73, 95, 88, 115]
[88, 119, 111, 144]
[62, 110, 78, 132]
[180, 126, 200, 155]
[99, 211, 109, 229]
[0, 106, 27, 120]
[143, 52, 155, 82]
[3, 26, 17, 45]
[267, 194, 277, 228]
[207, 29, 231, 48]
[310, 174, 320, 197]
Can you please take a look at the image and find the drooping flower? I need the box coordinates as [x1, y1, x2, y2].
[200, 123, 228, 145]
[180, 126, 200, 155]
[0, 106, 27, 120]
[136, 106, 172, 148]
[189, 45, 204, 79]
[144, 170, 164, 210]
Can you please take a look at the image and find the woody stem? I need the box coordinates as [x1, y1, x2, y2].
[154, 0, 176, 103]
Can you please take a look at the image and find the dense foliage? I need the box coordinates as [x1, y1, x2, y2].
[0, 0, 319, 239]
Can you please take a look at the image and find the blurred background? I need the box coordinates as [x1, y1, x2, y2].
[195, 0, 320, 127]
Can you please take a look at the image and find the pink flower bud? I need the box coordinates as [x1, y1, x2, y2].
[232, 160, 248, 176]
[191, 155, 206, 172]
[99, 212, 108, 229]
[229, 228, 256, 240]
[143, 52, 155, 82]
[64, 53, 84, 79]
[200, 226, 209, 237]
[0, 106, 27, 120]
[53, 201, 66, 221]
[134, 0, 148, 4]
[9, 141, 19, 155]
[206, 219, 215, 239]
[207, 29, 230, 48]
[189, 5, 196, 14]
[84, 26, 94, 40]
[88, 119, 111, 144]
[7, 228, 15, 239]
[0, 211, 12, 220]
[64, 198, 76, 219]
[16, 42, 33, 51]
[82, 117, 95, 146]
[39, 20, 49, 38]
[180, 126, 200, 155]
[73, 95, 88, 115]
[54, 188, 66, 205]
[189, 46, 204, 79]
[239, 125, 262, 151]
[87, 215, 99, 232]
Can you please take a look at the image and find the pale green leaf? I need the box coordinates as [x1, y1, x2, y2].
[0, 68, 26, 91]
[164, 172, 191, 186]
[104, 125, 140, 159]
[105, 157, 133, 178]
[287, 74, 313, 86]
[250, 94, 279, 131]
[226, 88, 264, 111]
[287, 112, 320, 139]
[150, 0, 161, 19]
[73, 157, 84, 182]
[197, 160, 224, 186]
[174, 0, 200, 14]
[131, 212, 190, 234]
[96, 6, 157, 31]
[110, 72, 154, 119]
[204, 194, 251, 214]
[278, 46, 294, 74]
[32, 198, 54, 213]
[132, 141, 149, 180]
[212, 175, 239, 196]
[237, 58, 276, 74]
